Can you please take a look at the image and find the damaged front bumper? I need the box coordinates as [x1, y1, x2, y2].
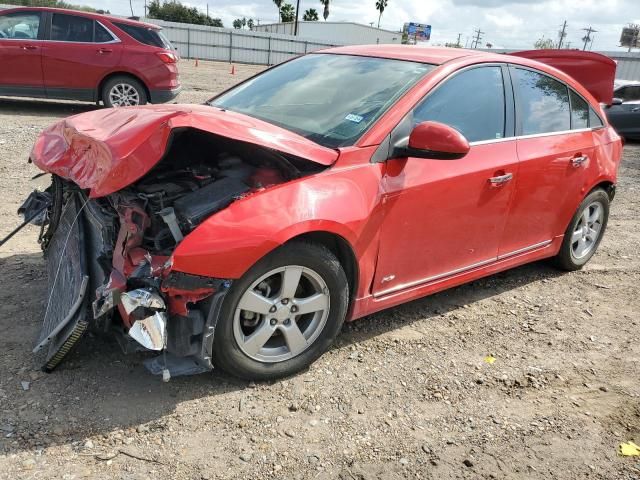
[25, 180, 232, 377]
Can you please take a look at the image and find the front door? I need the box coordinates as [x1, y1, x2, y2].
[0, 11, 44, 96]
[373, 65, 518, 297]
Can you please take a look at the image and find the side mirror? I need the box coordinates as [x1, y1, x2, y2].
[396, 121, 470, 160]
[610, 98, 623, 106]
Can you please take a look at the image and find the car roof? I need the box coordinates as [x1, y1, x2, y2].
[0, 6, 160, 30]
[317, 45, 496, 65]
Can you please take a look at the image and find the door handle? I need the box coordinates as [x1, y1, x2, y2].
[21, 44, 37, 50]
[97, 48, 113, 54]
[488, 173, 513, 185]
[571, 155, 588, 167]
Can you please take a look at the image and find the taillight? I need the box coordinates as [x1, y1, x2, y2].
[156, 51, 178, 64]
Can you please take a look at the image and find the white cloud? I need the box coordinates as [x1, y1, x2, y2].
[84, 0, 639, 50]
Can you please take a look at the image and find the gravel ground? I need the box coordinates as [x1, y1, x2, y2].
[0, 59, 639, 480]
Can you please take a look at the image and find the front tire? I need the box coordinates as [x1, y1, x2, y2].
[102, 76, 148, 107]
[213, 242, 348, 381]
[553, 189, 609, 271]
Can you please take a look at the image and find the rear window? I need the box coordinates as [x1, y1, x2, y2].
[113, 22, 171, 48]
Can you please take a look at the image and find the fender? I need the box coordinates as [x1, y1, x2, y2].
[169, 160, 387, 297]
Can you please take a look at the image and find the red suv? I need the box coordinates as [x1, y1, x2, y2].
[0, 7, 180, 107]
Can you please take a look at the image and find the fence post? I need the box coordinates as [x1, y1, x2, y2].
[304, 41, 308, 53]
[187, 28, 191, 59]
[229, 31, 233, 63]
[267, 36, 271, 65]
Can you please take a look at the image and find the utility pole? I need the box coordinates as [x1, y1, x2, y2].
[206, 4, 209, 17]
[582, 26, 597, 51]
[557, 20, 567, 49]
[471, 28, 484, 49]
[294, 0, 300, 35]
[456, 32, 462, 48]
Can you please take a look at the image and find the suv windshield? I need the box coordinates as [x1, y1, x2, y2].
[210, 54, 434, 148]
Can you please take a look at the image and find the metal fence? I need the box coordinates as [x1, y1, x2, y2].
[144, 18, 340, 65]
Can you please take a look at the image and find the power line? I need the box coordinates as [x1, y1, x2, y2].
[557, 20, 567, 49]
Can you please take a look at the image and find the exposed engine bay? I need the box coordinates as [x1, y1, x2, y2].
[24, 128, 325, 376]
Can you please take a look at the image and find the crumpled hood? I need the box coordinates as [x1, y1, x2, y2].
[30, 104, 339, 198]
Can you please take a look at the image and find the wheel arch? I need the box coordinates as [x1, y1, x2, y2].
[284, 231, 359, 313]
[588, 179, 616, 201]
[97, 71, 150, 104]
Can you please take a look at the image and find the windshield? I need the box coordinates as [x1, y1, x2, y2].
[210, 54, 434, 148]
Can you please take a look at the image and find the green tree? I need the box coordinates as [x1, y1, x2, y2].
[273, 0, 283, 21]
[534, 37, 555, 49]
[319, 0, 330, 20]
[280, 3, 295, 22]
[233, 18, 243, 29]
[247, 18, 255, 30]
[303, 8, 319, 21]
[147, 0, 223, 27]
[375, 0, 387, 28]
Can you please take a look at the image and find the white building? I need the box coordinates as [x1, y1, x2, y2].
[254, 21, 402, 46]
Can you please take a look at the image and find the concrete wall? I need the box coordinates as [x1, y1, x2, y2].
[254, 21, 402, 46]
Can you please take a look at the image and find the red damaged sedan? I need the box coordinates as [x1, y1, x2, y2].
[22, 46, 622, 380]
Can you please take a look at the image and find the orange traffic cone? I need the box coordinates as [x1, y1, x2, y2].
[195, 58, 199, 67]
[230, 64, 235, 75]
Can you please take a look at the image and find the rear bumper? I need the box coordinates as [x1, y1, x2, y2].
[149, 86, 182, 104]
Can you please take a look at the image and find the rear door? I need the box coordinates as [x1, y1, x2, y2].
[499, 66, 597, 256]
[41, 12, 122, 100]
[0, 10, 45, 96]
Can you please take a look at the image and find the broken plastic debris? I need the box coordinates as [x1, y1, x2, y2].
[484, 355, 496, 364]
[128, 312, 167, 351]
[619, 441, 640, 456]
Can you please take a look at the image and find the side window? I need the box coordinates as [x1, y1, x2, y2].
[413, 66, 506, 142]
[51, 13, 93, 42]
[569, 89, 589, 129]
[589, 108, 604, 128]
[625, 86, 640, 102]
[94, 22, 114, 43]
[513, 68, 570, 135]
[0, 12, 41, 40]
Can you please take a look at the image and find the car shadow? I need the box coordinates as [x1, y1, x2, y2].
[0, 98, 99, 117]
[0, 251, 563, 455]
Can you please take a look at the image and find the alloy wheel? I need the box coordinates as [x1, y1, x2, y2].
[108, 83, 140, 107]
[233, 265, 331, 363]
[571, 201, 604, 260]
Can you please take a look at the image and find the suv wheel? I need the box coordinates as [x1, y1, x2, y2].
[102, 76, 148, 107]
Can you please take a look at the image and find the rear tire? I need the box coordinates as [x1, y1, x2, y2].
[101, 76, 148, 107]
[553, 189, 609, 271]
[213, 242, 348, 381]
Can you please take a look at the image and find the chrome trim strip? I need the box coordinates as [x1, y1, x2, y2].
[468, 127, 599, 147]
[373, 257, 496, 298]
[373, 239, 554, 299]
[496, 239, 552, 260]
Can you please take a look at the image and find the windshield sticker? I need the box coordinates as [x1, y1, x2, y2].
[345, 113, 364, 123]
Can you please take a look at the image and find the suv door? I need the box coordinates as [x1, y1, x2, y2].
[499, 67, 597, 256]
[41, 12, 122, 100]
[0, 11, 45, 97]
[372, 65, 518, 297]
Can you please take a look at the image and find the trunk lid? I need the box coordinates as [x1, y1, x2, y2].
[30, 104, 338, 198]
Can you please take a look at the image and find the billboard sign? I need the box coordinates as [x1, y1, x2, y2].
[405, 22, 431, 41]
[620, 26, 639, 48]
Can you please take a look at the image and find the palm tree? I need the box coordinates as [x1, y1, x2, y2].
[375, 0, 388, 28]
[319, 0, 330, 20]
[280, 3, 296, 22]
[303, 8, 319, 21]
[274, 0, 283, 21]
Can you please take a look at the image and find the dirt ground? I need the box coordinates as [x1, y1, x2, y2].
[0, 59, 639, 480]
